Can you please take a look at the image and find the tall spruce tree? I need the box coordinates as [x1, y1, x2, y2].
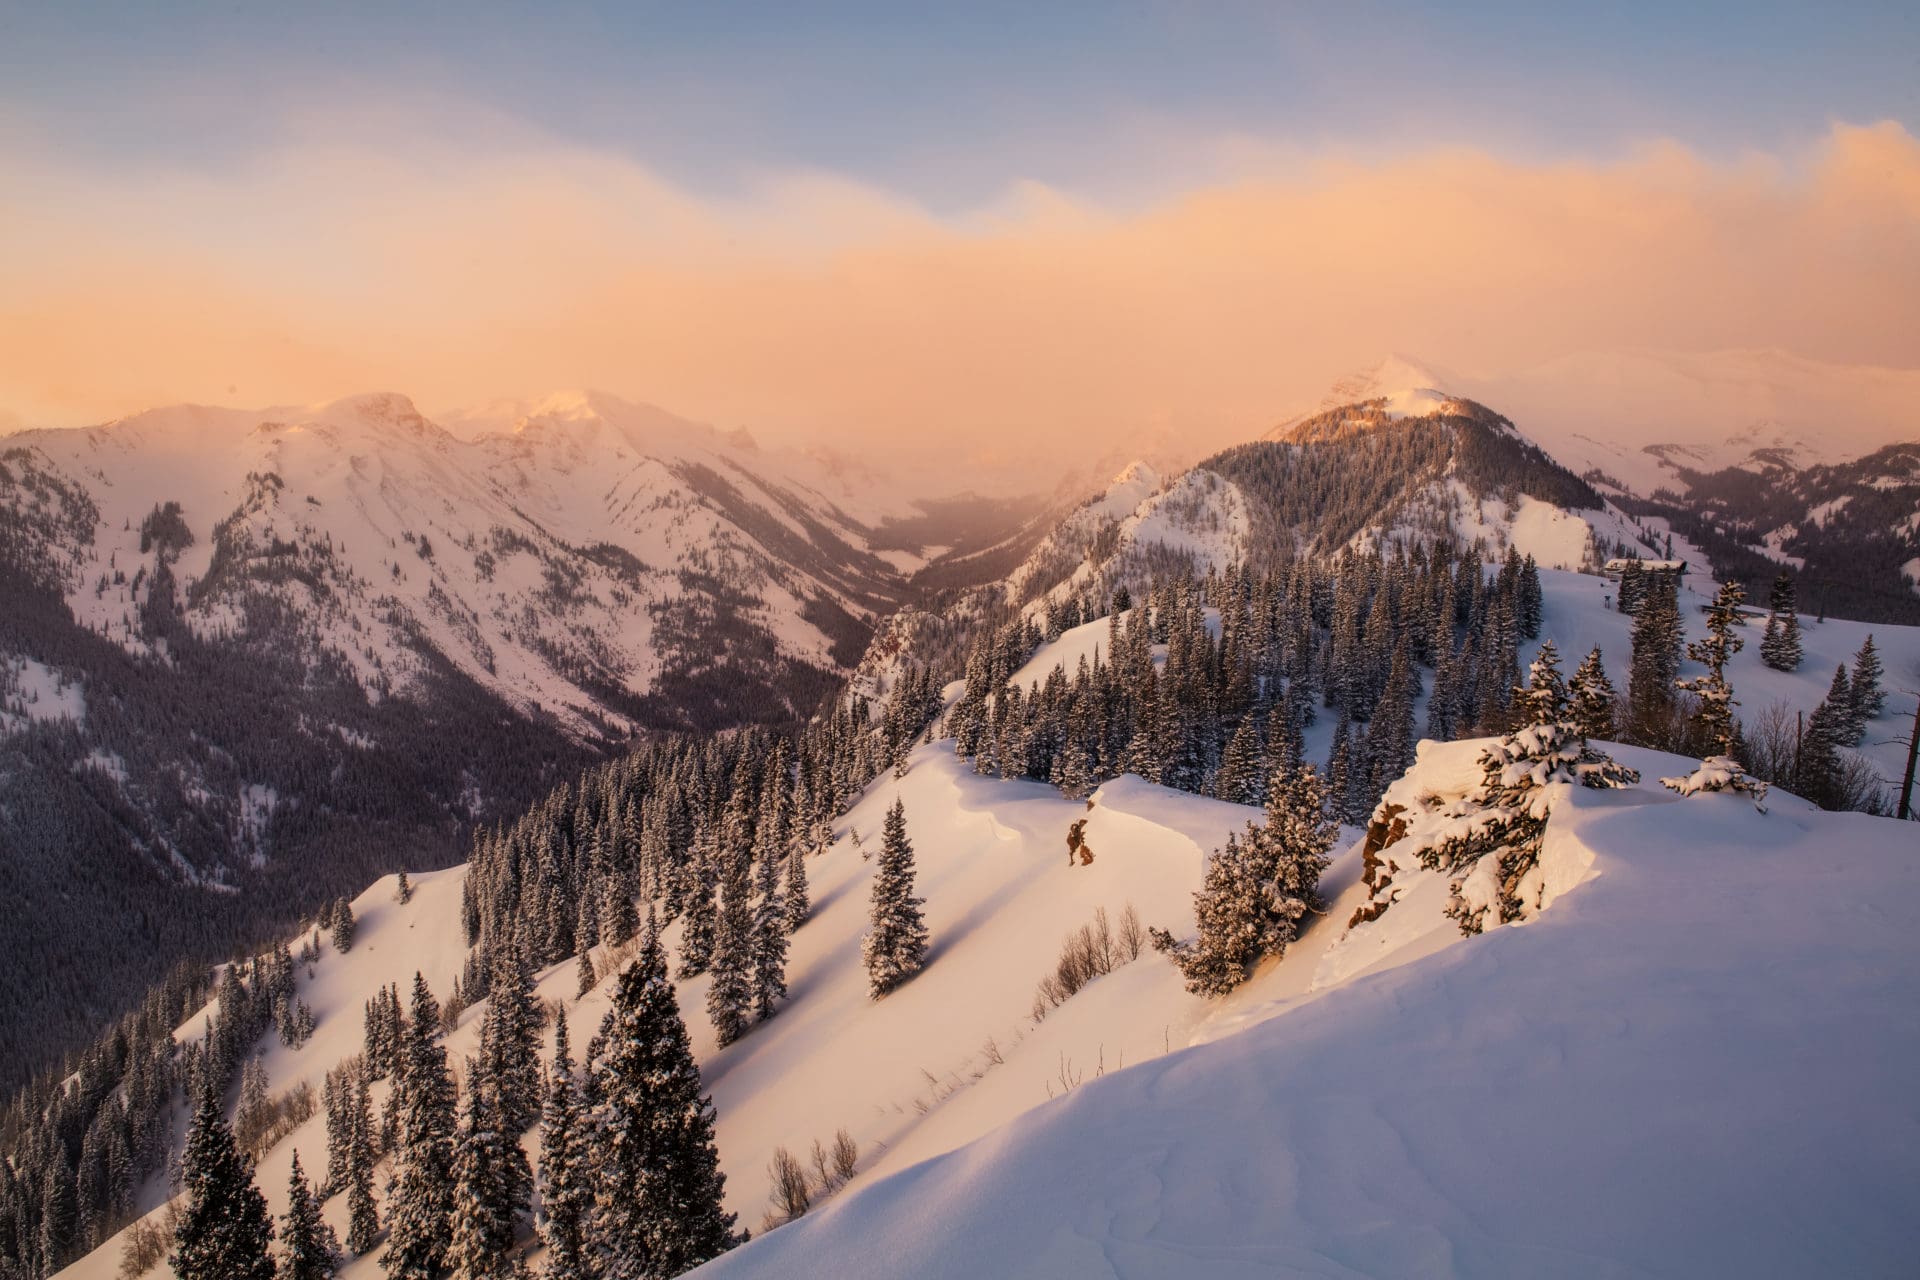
[381, 974, 457, 1280]
[1798, 669, 1852, 809]
[1850, 635, 1886, 738]
[343, 1074, 380, 1256]
[1679, 580, 1745, 755]
[478, 942, 543, 1135]
[1366, 639, 1417, 798]
[706, 849, 755, 1046]
[588, 913, 740, 1278]
[330, 899, 356, 954]
[862, 799, 930, 999]
[538, 1017, 589, 1280]
[277, 1152, 338, 1280]
[1628, 571, 1683, 743]
[1760, 571, 1803, 671]
[1516, 639, 1568, 727]
[38, 1149, 78, 1275]
[172, 1080, 276, 1280]
[1568, 645, 1617, 741]
[1516, 554, 1544, 639]
[446, 1064, 530, 1280]
[1215, 719, 1264, 805]
[750, 836, 790, 1023]
[783, 843, 811, 932]
[676, 843, 719, 979]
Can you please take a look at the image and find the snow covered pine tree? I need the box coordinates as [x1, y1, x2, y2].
[171, 1078, 276, 1280]
[588, 911, 740, 1277]
[1152, 763, 1337, 996]
[862, 798, 930, 999]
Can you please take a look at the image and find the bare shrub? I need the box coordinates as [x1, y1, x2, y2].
[831, 1128, 859, 1183]
[239, 1080, 316, 1157]
[765, 1146, 812, 1229]
[118, 1201, 182, 1278]
[1835, 753, 1892, 815]
[1742, 700, 1891, 814]
[1117, 903, 1146, 961]
[809, 1138, 839, 1195]
[1738, 701, 1799, 786]
[1034, 904, 1148, 1021]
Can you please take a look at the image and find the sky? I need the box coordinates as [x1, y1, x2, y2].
[1, 1, 1917, 472]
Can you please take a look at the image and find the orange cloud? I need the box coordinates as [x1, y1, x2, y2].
[1, 121, 1915, 472]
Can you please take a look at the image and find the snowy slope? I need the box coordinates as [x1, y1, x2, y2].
[701, 764, 1920, 1279]
[63, 740, 1287, 1280]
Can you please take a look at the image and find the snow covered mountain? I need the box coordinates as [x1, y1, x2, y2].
[0, 390, 1044, 1089]
[4, 389, 933, 736]
[993, 378, 1658, 625]
[990, 355, 1917, 629]
[47, 569, 1920, 1280]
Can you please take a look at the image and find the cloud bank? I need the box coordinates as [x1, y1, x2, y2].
[2, 119, 1916, 473]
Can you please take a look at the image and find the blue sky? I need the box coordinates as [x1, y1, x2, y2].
[3, 1, 1915, 209]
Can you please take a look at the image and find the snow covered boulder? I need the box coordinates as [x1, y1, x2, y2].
[1353, 725, 1638, 936]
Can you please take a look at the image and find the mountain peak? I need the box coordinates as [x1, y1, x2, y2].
[1265, 355, 1461, 442]
[311, 390, 429, 429]
[1328, 353, 1451, 405]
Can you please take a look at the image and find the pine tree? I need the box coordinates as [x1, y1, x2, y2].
[676, 843, 718, 979]
[171, 1080, 276, 1280]
[38, 1149, 78, 1275]
[1516, 639, 1568, 727]
[321, 1070, 351, 1196]
[1798, 669, 1851, 809]
[1568, 645, 1617, 741]
[588, 913, 740, 1278]
[1616, 558, 1646, 615]
[576, 944, 598, 999]
[1850, 635, 1886, 736]
[446, 1066, 531, 1280]
[1516, 554, 1544, 639]
[1365, 639, 1416, 798]
[330, 899, 356, 953]
[396, 871, 413, 905]
[862, 799, 929, 999]
[343, 1074, 380, 1256]
[783, 843, 811, 933]
[750, 837, 789, 1024]
[1760, 570, 1803, 671]
[381, 974, 457, 1280]
[479, 942, 543, 1135]
[277, 1152, 339, 1280]
[706, 850, 755, 1047]
[1215, 719, 1264, 805]
[1151, 763, 1335, 996]
[1679, 580, 1745, 755]
[1627, 571, 1682, 743]
[538, 1018, 588, 1280]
